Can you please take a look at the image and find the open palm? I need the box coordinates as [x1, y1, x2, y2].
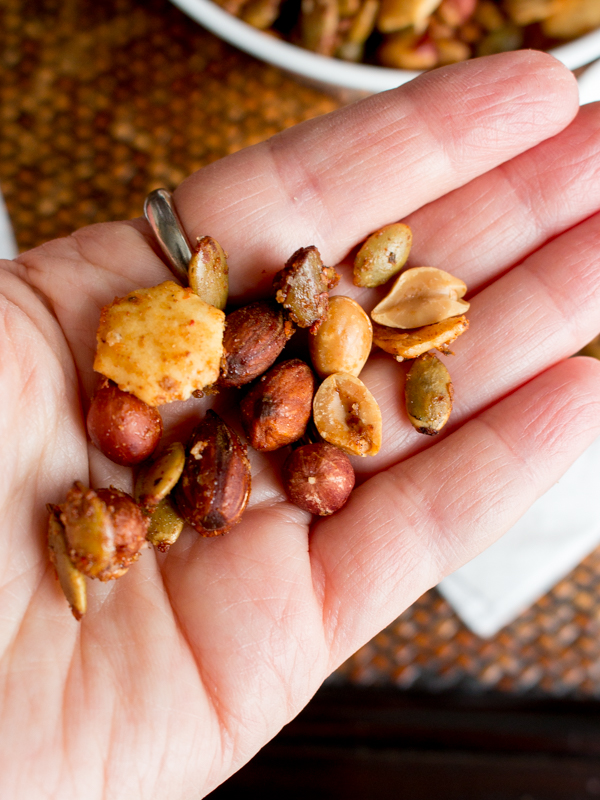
[2, 51, 600, 799]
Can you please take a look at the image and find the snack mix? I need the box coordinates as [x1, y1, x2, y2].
[213, 0, 600, 70]
[47, 201, 472, 620]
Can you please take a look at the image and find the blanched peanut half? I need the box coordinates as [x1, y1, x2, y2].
[372, 315, 469, 361]
[404, 352, 453, 436]
[353, 222, 412, 288]
[371, 267, 469, 329]
[313, 372, 382, 457]
[309, 296, 373, 378]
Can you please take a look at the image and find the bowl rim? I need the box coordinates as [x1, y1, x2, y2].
[171, 0, 600, 92]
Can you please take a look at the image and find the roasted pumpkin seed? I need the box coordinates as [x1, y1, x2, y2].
[135, 442, 186, 509]
[188, 236, 229, 311]
[404, 352, 453, 435]
[47, 504, 87, 621]
[146, 497, 185, 552]
[60, 482, 116, 579]
[353, 222, 412, 288]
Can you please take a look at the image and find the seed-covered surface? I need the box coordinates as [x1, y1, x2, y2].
[94, 281, 226, 406]
[309, 295, 373, 378]
[372, 315, 469, 360]
[313, 372, 382, 456]
[87, 379, 163, 466]
[404, 351, 454, 435]
[134, 441, 186, 509]
[282, 443, 355, 515]
[273, 246, 340, 332]
[353, 222, 413, 288]
[173, 410, 252, 536]
[241, 359, 315, 451]
[47, 505, 87, 621]
[220, 300, 295, 387]
[371, 267, 469, 329]
[188, 235, 229, 310]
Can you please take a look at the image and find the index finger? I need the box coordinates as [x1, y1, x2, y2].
[174, 51, 578, 298]
[15, 51, 577, 384]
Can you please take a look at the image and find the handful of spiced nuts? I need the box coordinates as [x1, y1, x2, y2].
[47, 213, 469, 620]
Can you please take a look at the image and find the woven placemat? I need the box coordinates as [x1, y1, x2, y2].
[2, 0, 600, 698]
[0, 0, 339, 251]
[334, 550, 600, 696]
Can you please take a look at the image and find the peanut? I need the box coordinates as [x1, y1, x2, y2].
[309, 295, 373, 378]
[371, 266, 469, 329]
[313, 372, 382, 457]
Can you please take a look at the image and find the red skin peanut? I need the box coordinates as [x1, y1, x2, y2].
[173, 410, 252, 536]
[87, 379, 163, 466]
[240, 359, 315, 451]
[220, 300, 295, 387]
[282, 443, 355, 516]
[95, 487, 149, 578]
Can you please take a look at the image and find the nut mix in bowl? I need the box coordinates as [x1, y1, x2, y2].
[212, 0, 600, 69]
[45, 189, 475, 622]
[170, 0, 600, 93]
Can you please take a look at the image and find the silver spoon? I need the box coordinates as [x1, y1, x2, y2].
[143, 188, 192, 284]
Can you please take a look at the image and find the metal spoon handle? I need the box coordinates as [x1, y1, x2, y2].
[144, 188, 192, 284]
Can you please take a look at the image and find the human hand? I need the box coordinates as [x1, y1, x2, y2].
[2, 51, 600, 799]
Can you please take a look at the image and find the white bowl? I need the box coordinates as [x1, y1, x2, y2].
[171, 0, 600, 93]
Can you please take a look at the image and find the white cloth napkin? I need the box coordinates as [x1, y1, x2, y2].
[438, 436, 600, 638]
[578, 58, 600, 105]
[0, 191, 17, 260]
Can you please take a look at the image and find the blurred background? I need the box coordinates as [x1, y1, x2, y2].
[3, 1, 600, 797]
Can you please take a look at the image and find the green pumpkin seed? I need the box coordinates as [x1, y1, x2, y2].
[353, 222, 412, 288]
[135, 442, 186, 509]
[404, 352, 453, 435]
[60, 482, 116, 579]
[188, 236, 229, 311]
[146, 497, 185, 552]
[47, 504, 87, 620]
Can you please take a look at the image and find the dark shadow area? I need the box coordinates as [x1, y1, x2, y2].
[209, 686, 600, 799]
